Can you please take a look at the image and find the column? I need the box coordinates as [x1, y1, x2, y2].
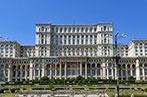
[95, 64, 97, 79]
[102, 63, 106, 79]
[50, 65, 52, 79]
[112, 68, 114, 79]
[25, 69, 28, 80]
[107, 64, 109, 79]
[85, 63, 87, 79]
[8, 65, 12, 81]
[42, 64, 45, 77]
[54, 64, 57, 79]
[100, 68, 103, 79]
[136, 59, 140, 80]
[130, 64, 133, 76]
[29, 61, 33, 80]
[80, 62, 82, 76]
[60, 63, 62, 79]
[65, 63, 67, 79]
[115, 63, 117, 80]
[143, 64, 145, 80]
[38, 66, 40, 79]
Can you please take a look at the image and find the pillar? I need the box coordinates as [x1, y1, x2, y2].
[29, 61, 33, 80]
[60, 63, 62, 79]
[85, 63, 87, 79]
[102, 63, 106, 79]
[95, 64, 97, 79]
[136, 59, 140, 80]
[8, 65, 12, 81]
[80, 62, 82, 76]
[50, 65, 52, 79]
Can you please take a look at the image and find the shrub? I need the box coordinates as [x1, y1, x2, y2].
[10, 88, 16, 93]
[0, 89, 4, 93]
[32, 88, 44, 90]
[49, 84, 54, 90]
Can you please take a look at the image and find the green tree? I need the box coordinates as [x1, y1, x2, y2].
[128, 76, 134, 80]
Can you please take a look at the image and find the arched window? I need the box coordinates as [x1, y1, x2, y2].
[81, 27, 84, 32]
[73, 27, 75, 32]
[35, 64, 39, 68]
[77, 28, 79, 32]
[85, 28, 88, 32]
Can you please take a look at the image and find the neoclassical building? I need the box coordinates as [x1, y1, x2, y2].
[0, 22, 147, 82]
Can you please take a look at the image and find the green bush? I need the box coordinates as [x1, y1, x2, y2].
[32, 88, 44, 90]
[0, 89, 4, 93]
[10, 88, 17, 93]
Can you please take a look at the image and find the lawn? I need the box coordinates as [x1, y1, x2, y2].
[0, 84, 147, 97]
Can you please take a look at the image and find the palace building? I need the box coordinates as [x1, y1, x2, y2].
[0, 22, 147, 82]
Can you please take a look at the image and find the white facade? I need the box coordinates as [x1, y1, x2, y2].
[0, 22, 147, 82]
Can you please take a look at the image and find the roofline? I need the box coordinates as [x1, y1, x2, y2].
[0, 40, 21, 45]
[36, 22, 113, 26]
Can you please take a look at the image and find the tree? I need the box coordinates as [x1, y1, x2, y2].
[77, 75, 84, 81]
[128, 76, 134, 80]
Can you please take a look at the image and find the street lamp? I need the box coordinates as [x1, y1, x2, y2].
[114, 32, 127, 97]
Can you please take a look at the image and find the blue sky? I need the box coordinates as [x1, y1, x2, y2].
[0, 0, 147, 45]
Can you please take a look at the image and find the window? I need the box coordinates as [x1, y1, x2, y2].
[72, 70, 75, 75]
[73, 39, 75, 44]
[42, 27, 44, 31]
[90, 28, 92, 32]
[64, 28, 67, 32]
[73, 27, 75, 32]
[97, 70, 100, 75]
[56, 40, 58, 45]
[69, 40, 71, 44]
[47, 70, 50, 76]
[85, 28, 88, 32]
[60, 28, 62, 32]
[82, 35, 84, 38]
[56, 28, 58, 32]
[60, 40, 62, 44]
[69, 27, 71, 32]
[77, 28, 79, 32]
[92, 70, 95, 76]
[86, 35, 88, 38]
[52, 28, 54, 32]
[109, 69, 112, 75]
[35, 70, 38, 76]
[81, 28, 84, 32]
[104, 26, 106, 31]
[86, 40, 88, 44]
[82, 40, 84, 44]
[94, 28, 97, 32]
[77, 39, 79, 44]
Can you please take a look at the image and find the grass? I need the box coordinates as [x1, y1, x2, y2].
[0, 84, 147, 97]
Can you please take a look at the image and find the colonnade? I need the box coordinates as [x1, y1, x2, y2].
[1, 59, 147, 81]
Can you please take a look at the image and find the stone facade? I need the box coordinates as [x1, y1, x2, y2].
[0, 22, 147, 82]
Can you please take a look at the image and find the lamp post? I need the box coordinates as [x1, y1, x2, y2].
[114, 32, 127, 97]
